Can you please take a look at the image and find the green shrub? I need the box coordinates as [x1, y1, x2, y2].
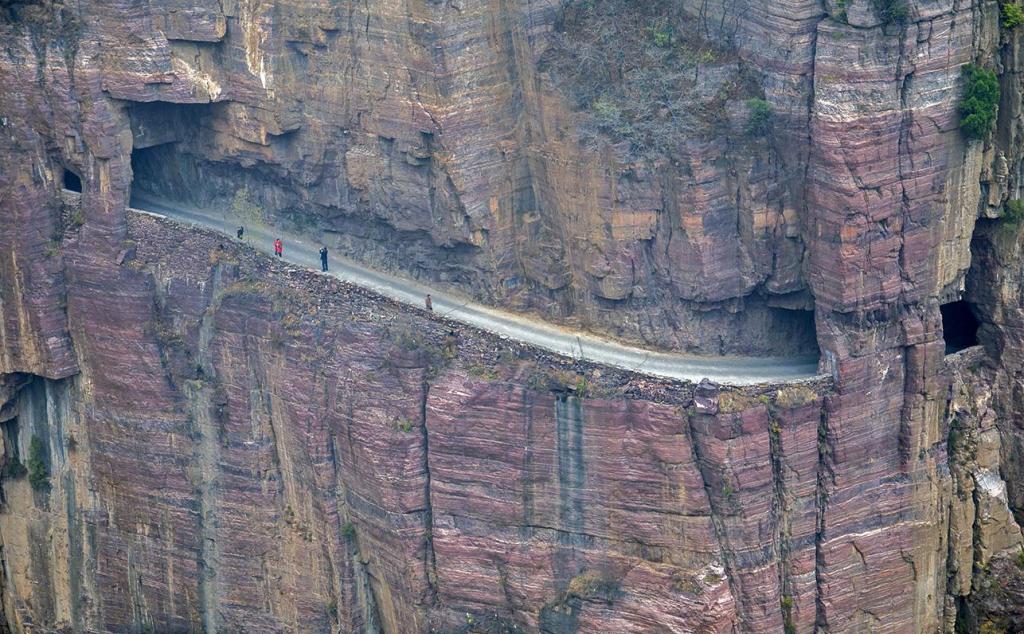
[834, 0, 849, 23]
[1017, 547, 1024, 569]
[1004, 2, 1024, 29]
[27, 436, 49, 492]
[341, 522, 357, 540]
[231, 187, 264, 224]
[649, 25, 671, 48]
[873, 0, 909, 25]
[746, 98, 773, 136]
[592, 96, 625, 133]
[1006, 199, 1024, 223]
[960, 64, 1000, 141]
[781, 595, 796, 634]
[3, 455, 27, 479]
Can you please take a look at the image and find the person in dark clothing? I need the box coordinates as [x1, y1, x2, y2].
[237, 226, 244, 240]
[319, 246, 329, 272]
[274, 238, 283, 258]
[444, 329, 457, 356]
[425, 294, 433, 311]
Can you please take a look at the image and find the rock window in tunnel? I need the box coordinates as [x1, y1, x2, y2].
[941, 300, 979, 355]
[62, 168, 82, 193]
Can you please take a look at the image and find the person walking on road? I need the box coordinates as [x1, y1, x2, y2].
[237, 226, 244, 240]
[319, 246, 329, 272]
[274, 238, 283, 258]
[425, 294, 433, 311]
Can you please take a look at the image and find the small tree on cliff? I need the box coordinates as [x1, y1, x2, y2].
[873, 0, 909, 25]
[745, 98, 773, 136]
[27, 436, 49, 492]
[1003, 2, 1024, 29]
[231, 187, 265, 224]
[960, 64, 1000, 141]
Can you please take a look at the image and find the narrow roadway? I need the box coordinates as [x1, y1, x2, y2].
[130, 194, 822, 385]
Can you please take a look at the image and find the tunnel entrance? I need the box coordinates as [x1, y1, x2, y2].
[770, 307, 819, 357]
[941, 300, 979, 354]
[62, 168, 82, 193]
[127, 101, 217, 208]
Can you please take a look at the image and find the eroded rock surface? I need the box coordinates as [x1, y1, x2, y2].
[1, 0, 1024, 632]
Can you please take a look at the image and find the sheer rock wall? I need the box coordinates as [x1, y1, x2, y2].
[1, 0, 1024, 632]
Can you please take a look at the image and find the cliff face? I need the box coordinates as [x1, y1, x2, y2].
[1, 0, 1024, 632]
[0, 212, 835, 632]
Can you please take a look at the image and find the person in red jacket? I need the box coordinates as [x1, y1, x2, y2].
[274, 238, 283, 258]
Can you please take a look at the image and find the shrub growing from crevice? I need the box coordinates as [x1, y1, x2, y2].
[781, 595, 796, 634]
[959, 64, 1000, 141]
[745, 98, 773, 136]
[1005, 199, 1024, 224]
[341, 522, 357, 540]
[873, 0, 909, 25]
[834, 0, 849, 23]
[566, 570, 619, 602]
[1003, 2, 1024, 29]
[27, 436, 49, 492]
[231, 187, 265, 224]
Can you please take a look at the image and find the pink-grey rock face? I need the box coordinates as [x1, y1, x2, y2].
[2, 0, 1024, 632]
[0, 214, 833, 632]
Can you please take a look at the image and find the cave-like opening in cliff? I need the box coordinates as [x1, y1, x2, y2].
[0, 416, 20, 465]
[771, 307, 819, 357]
[127, 101, 216, 208]
[62, 168, 82, 193]
[941, 300, 979, 354]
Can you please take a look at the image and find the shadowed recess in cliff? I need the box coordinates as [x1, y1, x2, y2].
[127, 101, 219, 205]
[61, 168, 81, 193]
[941, 300, 979, 354]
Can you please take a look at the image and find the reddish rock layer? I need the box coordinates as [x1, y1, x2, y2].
[2, 0, 1024, 632]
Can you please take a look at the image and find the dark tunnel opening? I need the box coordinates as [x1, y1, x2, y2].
[62, 168, 82, 193]
[130, 142, 188, 207]
[941, 300, 979, 355]
[127, 101, 216, 208]
[771, 307, 820, 358]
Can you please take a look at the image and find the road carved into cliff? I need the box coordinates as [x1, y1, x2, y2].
[128, 194, 822, 385]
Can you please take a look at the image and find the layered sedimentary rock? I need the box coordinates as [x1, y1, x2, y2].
[0, 212, 834, 631]
[1, 0, 827, 356]
[2, 0, 1024, 632]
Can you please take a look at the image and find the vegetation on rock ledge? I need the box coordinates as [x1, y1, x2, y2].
[27, 436, 49, 492]
[873, 0, 909, 25]
[960, 64, 1000, 141]
[745, 98, 773, 136]
[1003, 2, 1024, 29]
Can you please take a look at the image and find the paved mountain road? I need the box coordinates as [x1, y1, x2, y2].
[129, 195, 822, 385]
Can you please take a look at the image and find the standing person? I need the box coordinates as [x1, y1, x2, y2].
[425, 294, 433, 311]
[444, 329, 457, 356]
[274, 238, 283, 258]
[319, 246, 329, 272]
[237, 226, 244, 240]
